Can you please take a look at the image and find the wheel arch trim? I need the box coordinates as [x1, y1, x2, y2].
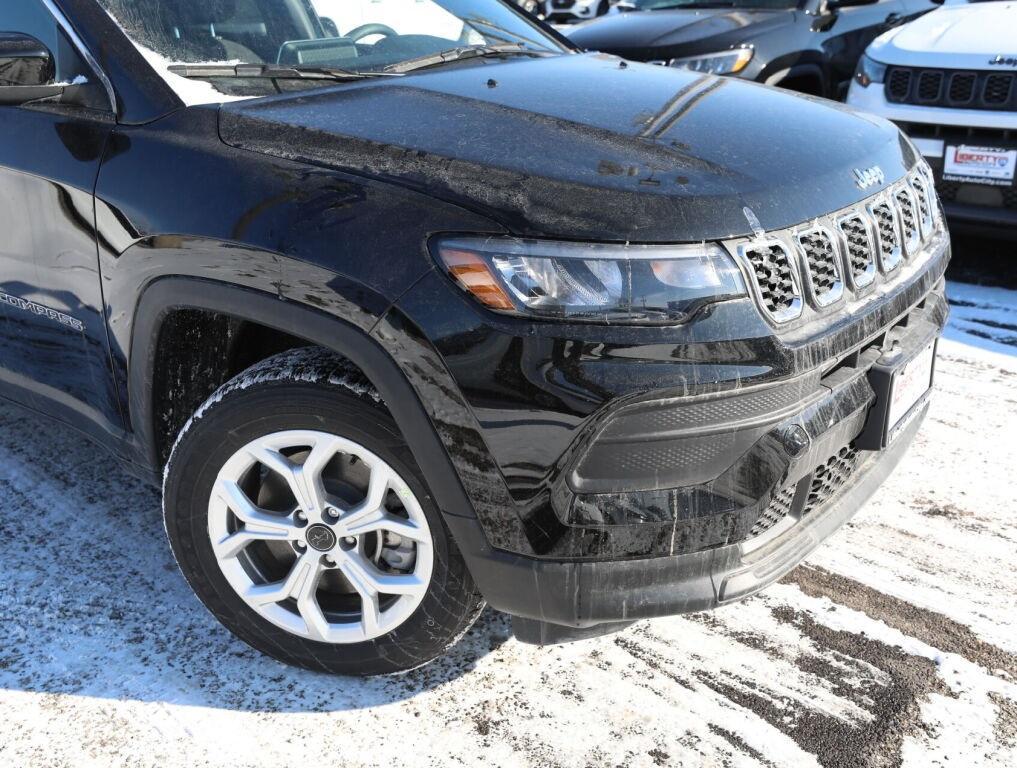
[129, 276, 479, 520]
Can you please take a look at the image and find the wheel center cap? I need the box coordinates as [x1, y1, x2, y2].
[305, 524, 337, 552]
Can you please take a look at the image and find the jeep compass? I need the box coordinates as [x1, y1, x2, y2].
[0, 0, 948, 674]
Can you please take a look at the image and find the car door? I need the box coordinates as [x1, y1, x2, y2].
[0, 0, 123, 441]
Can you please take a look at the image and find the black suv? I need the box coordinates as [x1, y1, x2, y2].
[0, 0, 948, 675]
[568, 0, 937, 99]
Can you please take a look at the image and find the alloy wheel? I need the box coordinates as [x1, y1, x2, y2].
[207, 430, 434, 643]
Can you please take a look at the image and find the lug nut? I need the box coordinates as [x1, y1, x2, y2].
[344, 537, 356, 545]
[324, 555, 337, 567]
[294, 541, 306, 551]
[326, 507, 341, 520]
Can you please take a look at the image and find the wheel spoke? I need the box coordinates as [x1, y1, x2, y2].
[342, 508, 427, 542]
[338, 555, 381, 637]
[243, 552, 317, 606]
[216, 479, 296, 534]
[341, 465, 392, 527]
[340, 550, 427, 598]
[214, 527, 291, 559]
[247, 444, 331, 517]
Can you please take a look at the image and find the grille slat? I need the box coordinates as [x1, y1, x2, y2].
[984, 74, 1013, 104]
[917, 71, 943, 102]
[797, 229, 842, 304]
[887, 66, 1017, 110]
[742, 243, 800, 320]
[838, 215, 875, 287]
[948, 72, 976, 103]
[895, 188, 919, 255]
[871, 201, 901, 271]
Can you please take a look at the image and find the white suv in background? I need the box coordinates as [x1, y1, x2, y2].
[847, 1, 1017, 232]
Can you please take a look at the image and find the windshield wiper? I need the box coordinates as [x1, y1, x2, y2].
[384, 44, 555, 75]
[167, 63, 402, 82]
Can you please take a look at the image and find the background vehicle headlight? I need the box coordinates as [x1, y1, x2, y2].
[434, 237, 746, 325]
[668, 48, 753, 75]
[854, 54, 887, 88]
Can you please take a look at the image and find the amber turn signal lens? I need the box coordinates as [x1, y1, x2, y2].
[438, 248, 516, 311]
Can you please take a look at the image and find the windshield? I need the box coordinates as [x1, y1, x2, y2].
[98, 0, 566, 97]
[634, 0, 797, 10]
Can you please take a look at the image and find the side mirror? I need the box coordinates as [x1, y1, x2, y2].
[0, 32, 66, 106]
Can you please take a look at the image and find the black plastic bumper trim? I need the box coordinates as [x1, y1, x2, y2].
[449, 406, 927, 634]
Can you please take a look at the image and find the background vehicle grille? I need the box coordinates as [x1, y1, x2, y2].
[886, 66, 1017, 111]
[743, 244, 798, 315]
[751, 485, 795, 537]
[803, 445, 860, 516]
[798, 230, 840, 301]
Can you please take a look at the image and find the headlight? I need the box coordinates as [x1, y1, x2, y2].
[854, 54, 887, 88]
[433, 237, 746, 325]
[668, 48, 753, 75]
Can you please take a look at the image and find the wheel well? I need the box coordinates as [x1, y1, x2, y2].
[149, 308, 360, 466]
[774, 73, 825, 97]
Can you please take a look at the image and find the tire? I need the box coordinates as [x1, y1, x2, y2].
[163, 347, 485, 675]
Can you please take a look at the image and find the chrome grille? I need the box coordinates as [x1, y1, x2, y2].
[741, 242, 801, 321]
[837, 214, 876, 288]
[732, 169, 942, 322]
[797, 228, 842, 305]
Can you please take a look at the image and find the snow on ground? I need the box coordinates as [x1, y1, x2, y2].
[0, 280, 1015, 768]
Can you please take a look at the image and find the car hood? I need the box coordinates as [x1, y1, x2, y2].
[219, 53, 916, 243]
[869, 3, 1017, 70]
[566, 9, 792, 58]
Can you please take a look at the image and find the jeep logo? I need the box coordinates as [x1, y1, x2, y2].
[988, 55, 1017, 67]
[853, 165, 885, 190]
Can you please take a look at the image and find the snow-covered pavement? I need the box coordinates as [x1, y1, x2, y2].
[1, 281, 1015, 768]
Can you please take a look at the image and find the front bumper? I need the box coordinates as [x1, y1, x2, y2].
[453, 406, 927, 643]
[444, 284, 944, 638]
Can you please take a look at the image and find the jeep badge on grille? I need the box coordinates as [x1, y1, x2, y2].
[853, 165, 885, 190]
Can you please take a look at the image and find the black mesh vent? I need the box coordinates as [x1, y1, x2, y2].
[744, 244, 797, 316]
[798, 230, 840, 299]
[802, 446, 860, 517]
[887, 68, 911, 101]
[948, 72, 976, 103]
[751, 485, 795, 537]
[872, 202, 899, 263]
[984, 74, 1013, 104]
[895, 189, 917, 247]
[839, 215, 873, 282]
[916, 71, 943, 102]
